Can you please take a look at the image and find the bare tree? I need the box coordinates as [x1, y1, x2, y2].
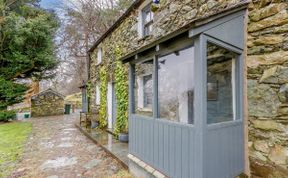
[41, 0, 133, 95]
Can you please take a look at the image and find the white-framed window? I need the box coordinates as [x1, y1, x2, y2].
[139, 3, 154, 38]
[97, 48, 102, 65]
[134, 59, 154, 117]
[142, 74, 153, 108]
[96, 85, 100, 105]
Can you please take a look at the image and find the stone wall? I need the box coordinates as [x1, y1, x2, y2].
[31, 89, 64, 117]
[89, 0, 247, 111]
[247, 0, 288, 177]
[88, 0, 288, 177]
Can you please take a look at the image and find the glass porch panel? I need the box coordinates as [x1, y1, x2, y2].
[206, 42, 238, 124]
[134, 59, 154, 117]
[158, 46, 194, 124]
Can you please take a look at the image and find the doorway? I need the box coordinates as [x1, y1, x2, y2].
[107, 82, 117, 130]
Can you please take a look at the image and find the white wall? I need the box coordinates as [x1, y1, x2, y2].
[137, 77, 144, 109]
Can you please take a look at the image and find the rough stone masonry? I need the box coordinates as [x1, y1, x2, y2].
[247, 0, 288, 177]
[31, 89, 64, 117]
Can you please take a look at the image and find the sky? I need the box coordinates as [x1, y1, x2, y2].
[40, 0, 63, 9]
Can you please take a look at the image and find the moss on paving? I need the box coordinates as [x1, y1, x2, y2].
[0, 122, 32, 178]
[109, 170, 133, 178]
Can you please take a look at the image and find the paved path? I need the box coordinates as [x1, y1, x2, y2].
[10, 114, 125, 178]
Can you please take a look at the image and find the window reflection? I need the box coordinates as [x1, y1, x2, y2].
[207, 43, 237, 124]
[158, 47, 194, 124]
[134, 59, 154, 117]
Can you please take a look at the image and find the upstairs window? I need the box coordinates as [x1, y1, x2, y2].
[142, 4, 154, 37]
[97, 48, 102, 65]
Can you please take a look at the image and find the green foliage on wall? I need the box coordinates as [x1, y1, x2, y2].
[114, 47, 129, 135]
[99, 66, 108, 128]
[86, 82, 91, 98]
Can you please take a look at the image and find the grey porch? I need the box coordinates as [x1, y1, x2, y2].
[125, 9, 246, 178]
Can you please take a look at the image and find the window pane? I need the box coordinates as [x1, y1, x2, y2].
[144, 26, 149, 36]
[142, 4, 153, 37]
[96, 85, 100, 105]
[143, 74, 153, 107]
[144, 24, 153, 36]
[145, 11, 151, 23]
[207, 43, 237, 124]
[97, 48, 102, 64]
[158, 47, 194, 124]
[134, 59, 154, 117]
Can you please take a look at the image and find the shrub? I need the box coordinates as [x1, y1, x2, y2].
[99, 66, 108, 128]
[114, 47, 129, 136]
[0, 110, 16, 122]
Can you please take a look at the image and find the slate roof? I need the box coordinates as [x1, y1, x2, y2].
[31, 88, 65, 100]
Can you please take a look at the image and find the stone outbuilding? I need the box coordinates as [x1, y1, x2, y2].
[31, 88, 64, 117]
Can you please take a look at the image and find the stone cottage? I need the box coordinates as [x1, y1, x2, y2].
[31, 88, 64, 117]
[87, 0, 288, 177]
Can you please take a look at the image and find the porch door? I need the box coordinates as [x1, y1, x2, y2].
[201, 34, 244, 178]
[112, 83, 117, 130]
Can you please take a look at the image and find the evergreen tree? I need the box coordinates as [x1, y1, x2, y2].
[0, 0, 59, 112]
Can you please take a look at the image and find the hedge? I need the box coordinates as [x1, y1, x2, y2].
[0, 110, 16, 122]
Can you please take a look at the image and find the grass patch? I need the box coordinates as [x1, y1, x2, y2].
[108, 170, 133, 178]
[0, 122, 32, 178]
[65, 92, 82, 108]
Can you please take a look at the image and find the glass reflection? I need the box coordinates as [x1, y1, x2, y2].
[207, 43, 237, 124]
[158, 47, 194, 124]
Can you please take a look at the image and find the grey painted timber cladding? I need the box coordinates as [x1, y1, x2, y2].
[205, 122, 244, 178]
[204, 15, 245, 49]
[129, 115, 196, 178]
[128, 9, 246, 178]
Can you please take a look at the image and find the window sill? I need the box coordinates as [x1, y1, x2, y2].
[96, 62, 103, 67]
[137, 35, 153, 42]
[136, 107, 152, 112]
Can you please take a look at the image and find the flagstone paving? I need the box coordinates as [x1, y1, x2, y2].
[9, 114, 126, 178]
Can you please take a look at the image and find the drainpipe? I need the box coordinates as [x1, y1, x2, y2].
[87, 51, 91, 81]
